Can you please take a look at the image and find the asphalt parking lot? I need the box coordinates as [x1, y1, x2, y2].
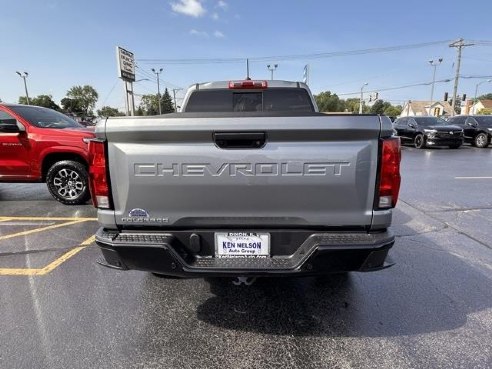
[1, 145, 491, 369]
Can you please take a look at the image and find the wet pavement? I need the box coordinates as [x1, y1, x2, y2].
[0, 146, 491, 369]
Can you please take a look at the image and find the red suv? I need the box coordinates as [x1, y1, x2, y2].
[0, 103, 95, 205]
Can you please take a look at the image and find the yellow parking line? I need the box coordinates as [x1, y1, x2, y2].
[39, 246, 87, 275]
[80, 235, 96, 246]
[0, 216, 97, 221]
[0, 235, 95, 276]
[0, 219, 89, 241]
[0, 218, 12, 223]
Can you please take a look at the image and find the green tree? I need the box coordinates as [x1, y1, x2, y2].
[384, 105, 403, 117]
[19, 95, 60, 110]
[65, 85, 99, 117]
[161, 88, 175, 113]
[370, 99, 385, 114]
[61, 97, 84, 115]
[315, 91, 344, 112]
[343, 98, 368, 113]
[97, 106, 124, 117]
[139, 94, 160, 115]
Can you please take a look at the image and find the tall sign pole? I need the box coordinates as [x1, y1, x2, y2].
[116, 46, 136, 116]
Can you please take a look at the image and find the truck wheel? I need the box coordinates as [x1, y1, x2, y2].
[474, 133, 489, 148]
[46, 160, 90, 205]
[414, 134, 425, 149]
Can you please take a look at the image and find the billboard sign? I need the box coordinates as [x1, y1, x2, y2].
[116, 46, 135, 82]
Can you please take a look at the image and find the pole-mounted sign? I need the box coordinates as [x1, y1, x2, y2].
[116, 46, 135, 82]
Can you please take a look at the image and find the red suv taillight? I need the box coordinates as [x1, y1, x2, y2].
[88, 140, 112, 209]
[378, 137, 401, 208]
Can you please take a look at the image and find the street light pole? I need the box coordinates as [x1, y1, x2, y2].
[16, 71, 30, 104]
[267, 64, 278, 80]
[151, 68, 163, 115]
[428, 58, 443, 106]
[172, 88, 182, 112]
[359, 82, 368, 114]
[473, 79, 492, 114]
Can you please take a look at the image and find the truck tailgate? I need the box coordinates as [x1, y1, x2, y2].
[103, 114, 382, 228]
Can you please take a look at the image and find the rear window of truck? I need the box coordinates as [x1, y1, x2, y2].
[184, 88, 315, 113]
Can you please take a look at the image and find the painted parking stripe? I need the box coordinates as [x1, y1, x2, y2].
[0, 219, 88, 241]
[0, 216, 97, 221]
[0, 222, 56, 226]
[0, 235, 95, 276]
[455, 177, 492, 179]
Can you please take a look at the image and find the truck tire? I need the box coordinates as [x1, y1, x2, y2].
[414, 134, 425, 149]
[46, 160, 90, 205]
[474, 132, 489, 148]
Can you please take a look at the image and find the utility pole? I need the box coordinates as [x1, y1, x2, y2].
[449, 38, 474, 116]
[16, 71, 30, 104]
[359, 82, 368, 114]
[428, 58, 443, 108]
[151, 68, 163, 115]
[267, 64, 278, 80]
[172, 88, 182, 112]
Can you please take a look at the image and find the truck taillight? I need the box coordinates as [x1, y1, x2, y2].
[88, 140, 112, 209]
[378, 137, 401, 209]
[228, 80, 268, 89]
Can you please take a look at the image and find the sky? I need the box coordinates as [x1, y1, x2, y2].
[2, 0, 492, 112]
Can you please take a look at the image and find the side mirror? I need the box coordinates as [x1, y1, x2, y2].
[408, 123, 416, 129]
[0, 119, 25, 133]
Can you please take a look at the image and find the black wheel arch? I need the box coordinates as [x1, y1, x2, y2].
[42, 153, 87, 182]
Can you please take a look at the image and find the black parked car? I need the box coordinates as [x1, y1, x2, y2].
[446, 115, 492, 148]
[393, 116, 464, 149]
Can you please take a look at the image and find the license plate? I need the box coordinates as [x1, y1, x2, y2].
[215, 232, 270, 258]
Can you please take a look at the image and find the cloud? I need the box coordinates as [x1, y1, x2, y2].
[190, 29, 209, 38]
[216, 0, 227, 10]
[214, 30, 225, 38]
[171, 0, 206, 17]
[211, 12, 219, 20]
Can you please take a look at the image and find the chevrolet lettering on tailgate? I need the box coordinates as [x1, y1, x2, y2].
[134, 162, 351, 177]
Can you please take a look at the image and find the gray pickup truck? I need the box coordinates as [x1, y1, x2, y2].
[89, 80, 401, 279]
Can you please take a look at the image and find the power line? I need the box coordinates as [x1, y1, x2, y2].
[100, 80, 119, 107]
[135, 65, 184, 90]
[468, 40, 492, 45]
[136, 40, 453, 65]
[336, 78, 453, 96]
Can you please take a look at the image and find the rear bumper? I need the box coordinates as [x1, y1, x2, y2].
[95, 228, 395, 277]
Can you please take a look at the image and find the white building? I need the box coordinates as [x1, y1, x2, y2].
[468, 99, 492, 115]
[400, 100, 453, 117]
